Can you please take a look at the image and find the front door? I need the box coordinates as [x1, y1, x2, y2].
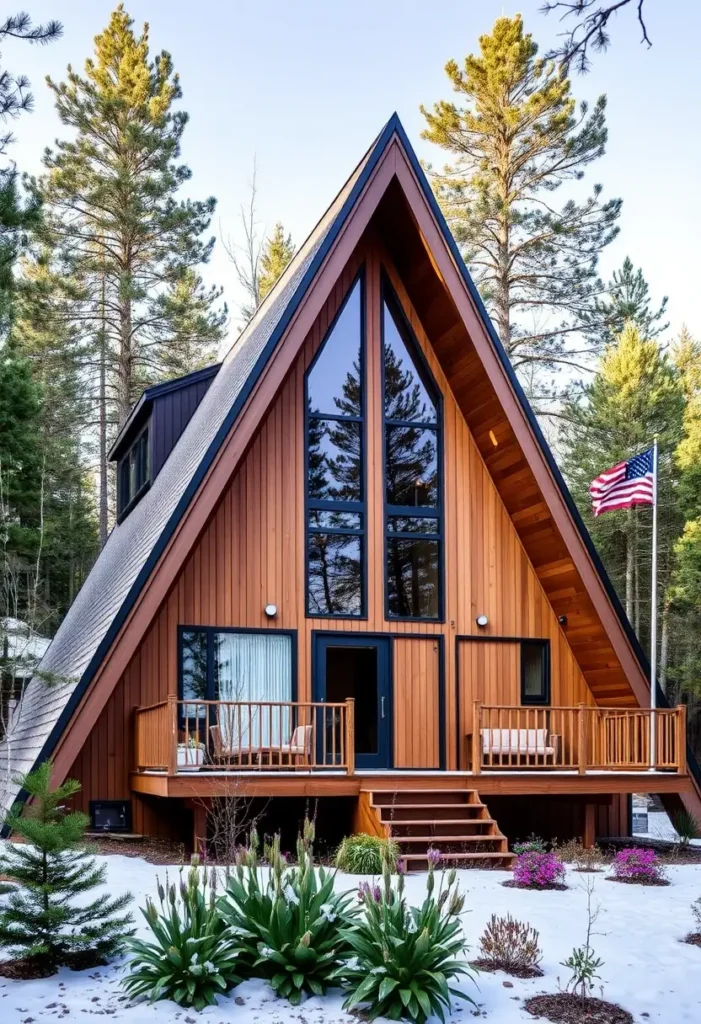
[313, 635, 392, 770]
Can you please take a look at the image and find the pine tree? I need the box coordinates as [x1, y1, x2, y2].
[0, 761, 133, 970]
[420, 14, 621, 404]
[33, 4, 225, 535]
[258, 223, 295, 302]
[581, 256, 668, 345]
[560, 323, 684, 644]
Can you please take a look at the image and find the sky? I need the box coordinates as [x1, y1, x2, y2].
[6, 0, 701, 349]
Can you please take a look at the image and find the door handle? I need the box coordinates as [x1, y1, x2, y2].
[381, 696, 386, 719]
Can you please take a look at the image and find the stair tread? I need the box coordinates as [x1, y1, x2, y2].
[395, 835, 505, 844]
[376, 802, 487, 810]
[387, 818, 496, 826]
[401, 851, 515, 861]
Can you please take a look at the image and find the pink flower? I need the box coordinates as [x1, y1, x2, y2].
[513, 851, 565, 888]
[612, 847, 663, 881]
[427, 847, 442, 869]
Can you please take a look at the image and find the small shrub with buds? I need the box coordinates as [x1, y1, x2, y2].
[332, 848, 476, 1023]
[555, 838, 604, 873]
[610, 847, 666, 884]
[123, 857, 240, 1010]
[217, 820, 358, 1005]
[477, 913, 542, 976]
[692, 896, 701, 933]
[511, 851, 566, 889]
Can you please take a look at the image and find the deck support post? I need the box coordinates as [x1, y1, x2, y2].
[167, 694, 178, 777]
[578, 703, 587, 775]
[472, 702, 482, 774]
[346, 699, 355, 776]
[676, 704, 687, 773]
[583, 802, 596, 849]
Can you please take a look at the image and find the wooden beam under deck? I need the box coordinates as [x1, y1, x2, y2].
[130, 770, 692, 800]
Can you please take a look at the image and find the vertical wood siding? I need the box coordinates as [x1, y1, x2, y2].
[67, 233, 618, 837]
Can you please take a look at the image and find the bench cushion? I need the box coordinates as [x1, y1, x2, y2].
[481, 728, 554, 755]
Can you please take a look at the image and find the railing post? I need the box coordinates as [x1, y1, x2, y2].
[346, 699, 355, 776]
[578, 703, 587, 775]
[676, 704, 687, 774]
[472, 701, 482, 775]
[168, 695, 178, 777]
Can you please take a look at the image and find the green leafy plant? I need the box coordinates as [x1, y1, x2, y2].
[476, 913, 542, 976]
[0, 761, 133, 971]
[513, 833, 547, 855]
[672, 809, 700, 848]
[562, 944, 604, 999]
[335, 833, 399, 874]
[217, 820, 358, 1005]
[332, 849, 475, 1023]
[123, 857, 240, 1010]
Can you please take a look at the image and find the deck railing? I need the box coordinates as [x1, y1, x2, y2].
[471, 702, 687, 774]
[134, 697, 355, 775]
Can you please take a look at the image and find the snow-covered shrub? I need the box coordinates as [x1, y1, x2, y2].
[477, 913, 542, 974]
[610, 848, 666, 884]
[335, 833, 399, 874]
[512, 851, 566, 889]
[332, 850, 475, 1023]
[123, 858, 240, 1010]
[513, 833, 547, 855]
[217, 824, 358, 1005]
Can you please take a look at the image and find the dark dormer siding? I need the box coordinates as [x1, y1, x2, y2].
[150, 372, 217, 478]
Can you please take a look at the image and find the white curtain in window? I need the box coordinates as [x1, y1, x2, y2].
[215, 632, 292, 750]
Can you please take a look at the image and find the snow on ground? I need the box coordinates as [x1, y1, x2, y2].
[634, 808, 701, 845]
[1, 851, 700, 1023]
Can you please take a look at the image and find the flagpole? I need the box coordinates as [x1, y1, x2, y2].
[649, 436, 659, 771]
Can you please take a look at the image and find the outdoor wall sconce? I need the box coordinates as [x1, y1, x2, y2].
[558, 615, 568, 626]
[264, 603, 278, 618]
[476, 614, 489, 627]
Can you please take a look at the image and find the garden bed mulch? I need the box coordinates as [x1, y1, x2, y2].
[601, 836, 701, 864]
[471, 957, 544, 979]
[502, 880, 568, 891]
[683, 932, 701, 947]
[606, 875, 670, 887]
[524, 992, 634, 1023]
[82, 834, 185, 864]
[0, 949, 107, 980]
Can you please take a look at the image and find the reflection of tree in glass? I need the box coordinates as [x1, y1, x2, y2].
[307, 358, 363, 614]
[384, 340, 440, 618]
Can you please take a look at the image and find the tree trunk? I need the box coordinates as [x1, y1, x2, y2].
[660, 598, 670, 697]
[117, 270, 133, 427]
[634, 509, 641, 638]
[98, 272, 108, 550]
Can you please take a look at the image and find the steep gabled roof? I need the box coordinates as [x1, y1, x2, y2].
[2, 113, 698, 815]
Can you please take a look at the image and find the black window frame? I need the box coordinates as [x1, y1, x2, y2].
[381, 273, 444, 622]
[520, 639, 551, 706]
[117, 422, 151, 522]
[304, 269, 367, 618]
[177, 625, 298, 727]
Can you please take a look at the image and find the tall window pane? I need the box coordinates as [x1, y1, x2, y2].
[521, 642, 549, 705]
[383, 283, 442, 620]
[305, 275, 365, 617]
[181, 629, 208, 718]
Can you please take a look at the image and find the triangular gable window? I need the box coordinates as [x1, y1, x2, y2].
[382, 279, 442, 620]
[305, 274, 365, 616]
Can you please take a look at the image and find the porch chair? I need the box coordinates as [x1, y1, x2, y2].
[278, 724, 313, 765]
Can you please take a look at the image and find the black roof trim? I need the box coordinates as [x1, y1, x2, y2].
[108, 363, 221, 462]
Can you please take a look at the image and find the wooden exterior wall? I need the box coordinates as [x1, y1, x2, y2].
[67, 231, 613, 837]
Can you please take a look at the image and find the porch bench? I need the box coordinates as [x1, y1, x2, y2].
[480, 728, 560, 765]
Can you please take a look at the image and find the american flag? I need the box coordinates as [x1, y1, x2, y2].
[589, 447, 656, 517]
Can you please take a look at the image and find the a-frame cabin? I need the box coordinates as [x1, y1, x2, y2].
[2, 116, 698, 864]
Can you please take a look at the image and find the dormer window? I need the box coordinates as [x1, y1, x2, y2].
[117, 424, 151, 520]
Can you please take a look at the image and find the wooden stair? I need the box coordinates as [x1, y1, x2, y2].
[367, 788, 514, 870]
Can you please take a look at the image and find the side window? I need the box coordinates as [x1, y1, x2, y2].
[521, 640, 550, 705]
[305, 275, 365, 616]
[117, 425, 151, 518]
[383, 281, 442, 619]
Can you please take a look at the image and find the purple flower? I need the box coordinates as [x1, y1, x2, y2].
[357, 881, 382, 903]
[396, 858, 406, 876]
[513, 851, 565, 888]
[612, 847, 663, 881]
[427, 847, 442, 869]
